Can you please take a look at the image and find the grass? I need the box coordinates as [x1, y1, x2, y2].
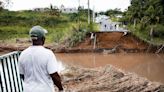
[0, 26, 29, 39]
[128, 24, 164, 46]
[0, 10, 99, 45]
[0, 23, 77, 43]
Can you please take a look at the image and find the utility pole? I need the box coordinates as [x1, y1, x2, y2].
[78, 0, 80, 8]
[92, 6, 95, 22]
[88, 0, 90, 24]
[78, 0, 80, 30]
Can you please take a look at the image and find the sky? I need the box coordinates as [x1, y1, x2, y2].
[2, 0, 130, 12]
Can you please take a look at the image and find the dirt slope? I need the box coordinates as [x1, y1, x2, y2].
[75, 32, 148, 51]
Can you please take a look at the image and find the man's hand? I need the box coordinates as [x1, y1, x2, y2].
[59, 90, 65, 92]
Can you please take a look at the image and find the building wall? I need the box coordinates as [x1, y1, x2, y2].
[60, 8, 78, 13]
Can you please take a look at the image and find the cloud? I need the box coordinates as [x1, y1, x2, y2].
[8, 0, 130, 12]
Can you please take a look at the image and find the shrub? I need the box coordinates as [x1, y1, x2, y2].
[68, 28, 87, 47]
[149, 24, 164, 38]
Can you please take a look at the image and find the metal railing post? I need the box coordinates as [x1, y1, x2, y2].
[0, 51, 23, 92]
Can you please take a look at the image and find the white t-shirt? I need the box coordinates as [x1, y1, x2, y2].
[18, 46, 59, 92]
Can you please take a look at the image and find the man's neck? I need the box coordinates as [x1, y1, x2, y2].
[32, 42, 44, 46]
[32, 44, 43, 46]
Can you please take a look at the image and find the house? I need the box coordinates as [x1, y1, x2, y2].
[34, 8, 50, 12]
[95, 15, 110, 23]
[115, 15, 123, 18]
[60, 5, 78, 13]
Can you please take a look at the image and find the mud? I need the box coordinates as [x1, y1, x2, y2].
[58, 64, 164, 92]
[0, 42, 54, 54]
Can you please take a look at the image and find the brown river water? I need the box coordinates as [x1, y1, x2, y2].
[56, 53, 164, 84]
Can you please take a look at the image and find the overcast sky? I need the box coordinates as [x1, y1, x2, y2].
[2, 0, 130, 12]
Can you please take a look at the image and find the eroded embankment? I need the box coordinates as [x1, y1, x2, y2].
[0, 32, 164, 53]
[55, 32, 164, 53]
[54, 32, 148, 53]
[58, 65, 164, 92]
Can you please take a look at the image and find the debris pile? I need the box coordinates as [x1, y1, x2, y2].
[59, 65, 164, 92]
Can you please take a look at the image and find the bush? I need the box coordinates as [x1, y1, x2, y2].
[68, 28, 87, 47]
[149, 24, 164, 38]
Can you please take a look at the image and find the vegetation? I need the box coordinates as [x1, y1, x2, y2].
[0, 1, 3, 11]
[122, 0, 164, 45]
[67, 28, 87, 47]
[0, 9, 98, 46]
[99, 8, 122, 16]
[104, 8, 122, 17]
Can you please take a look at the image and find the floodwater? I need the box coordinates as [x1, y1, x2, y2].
[0, 51, 10, 55]
[56, 53, 164, 84]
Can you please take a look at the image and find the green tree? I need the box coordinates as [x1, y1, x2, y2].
[105, 8, 122, 16]
[124, 0, 164, 25]
[0, 1, 4, 11]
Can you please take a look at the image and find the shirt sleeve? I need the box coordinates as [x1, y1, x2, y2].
[18, 55, 24, 75]
[47, 51, 59, 74]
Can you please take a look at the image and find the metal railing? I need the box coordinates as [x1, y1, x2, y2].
[0, 51, 23, 92]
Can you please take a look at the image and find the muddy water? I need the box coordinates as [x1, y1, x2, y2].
[0, 51, 10, 55]
[56, 53, 164, 84]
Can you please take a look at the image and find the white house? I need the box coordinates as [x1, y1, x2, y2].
[115, 15, 123, 18]
[34, 8, 50, 12]
[95, 15, 110, 23]
[60, 5, 78, 13]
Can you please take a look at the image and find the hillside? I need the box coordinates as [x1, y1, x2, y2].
[0, 10, 93, 44]
[122, 0, 164, 46]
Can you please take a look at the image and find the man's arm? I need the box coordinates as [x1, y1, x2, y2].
[50, 72, 63, 91]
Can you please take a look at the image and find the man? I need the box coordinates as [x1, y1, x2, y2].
[18, 26, 63, 92]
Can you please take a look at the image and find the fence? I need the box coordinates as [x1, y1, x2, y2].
[0, 51, 23, 92]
